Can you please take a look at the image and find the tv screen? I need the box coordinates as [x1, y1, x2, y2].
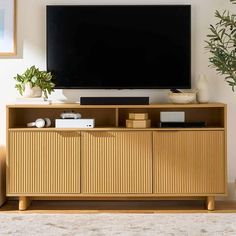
[47, 5, 191, 89]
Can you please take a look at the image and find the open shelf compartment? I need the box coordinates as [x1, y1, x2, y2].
[8, 107, 117, 129]
[7, 103, 226, 129]
[118, 107, 226, 129]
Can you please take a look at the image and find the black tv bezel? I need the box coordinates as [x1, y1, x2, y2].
[46, 5, 191, 89]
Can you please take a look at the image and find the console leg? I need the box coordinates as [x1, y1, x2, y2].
[19, 197, 31, 211]
[206, 196, 215, 211]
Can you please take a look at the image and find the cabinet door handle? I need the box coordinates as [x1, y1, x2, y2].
[82, 131, 115, 138]
[56, 131, 81, 137]
[155, 130, 180, 132]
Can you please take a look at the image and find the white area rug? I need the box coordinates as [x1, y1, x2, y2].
[0, 213, 236, 236]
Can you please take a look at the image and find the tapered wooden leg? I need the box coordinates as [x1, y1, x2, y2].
[19, 197, 31, 211]
[206, 196, 215, 211]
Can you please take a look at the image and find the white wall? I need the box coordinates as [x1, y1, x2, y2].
[0, 0, 236, 198]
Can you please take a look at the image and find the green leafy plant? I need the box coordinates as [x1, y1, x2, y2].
[205, 0, 236, 91]
[14, 66, 55, 98]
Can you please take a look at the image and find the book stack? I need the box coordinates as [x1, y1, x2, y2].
[126, 113, 151, 128]
[14, 97, 52, 104]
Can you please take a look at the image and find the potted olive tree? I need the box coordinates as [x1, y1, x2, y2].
[205, 0, 236, 91]
[14, 66, 55, 98]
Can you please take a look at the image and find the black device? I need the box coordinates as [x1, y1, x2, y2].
[159, 121, 206, 128]
[47, 5, 191, 89]
[170, 89, 182, 93]
[80, 97, 149, 105]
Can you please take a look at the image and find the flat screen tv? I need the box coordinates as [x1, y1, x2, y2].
[47, 5, 191, 89]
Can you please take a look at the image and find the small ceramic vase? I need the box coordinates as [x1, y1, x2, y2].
[196, 74, 209, 103]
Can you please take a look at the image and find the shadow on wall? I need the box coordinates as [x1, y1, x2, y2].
[0, 146, 6, 207]
[61, 89, 169, 104]
[62, 90, 80, 103]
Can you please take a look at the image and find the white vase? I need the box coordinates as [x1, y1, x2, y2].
[196, 74, 209, 103]
[22, 82, 42, 98]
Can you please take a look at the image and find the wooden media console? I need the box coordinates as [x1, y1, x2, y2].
[6, 103, 227, 210]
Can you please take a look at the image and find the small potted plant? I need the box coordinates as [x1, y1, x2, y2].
[14, 66, 55, 98]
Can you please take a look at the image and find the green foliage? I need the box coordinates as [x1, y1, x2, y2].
[205, 0, 236, 91]
[14, 66, 55, 98]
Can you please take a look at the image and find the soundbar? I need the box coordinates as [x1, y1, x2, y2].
[80, 97, 149, 105]
[159, 121, 206, 128]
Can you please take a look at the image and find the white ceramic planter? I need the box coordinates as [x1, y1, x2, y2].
[22, 83, 42, 98]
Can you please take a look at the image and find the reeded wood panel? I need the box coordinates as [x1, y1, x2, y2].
[8, 131, 80, 194]
[153, 131, 225, 194]
[82, 131, 152, 194]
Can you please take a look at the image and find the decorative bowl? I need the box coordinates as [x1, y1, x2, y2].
[168, 91, 197, 104]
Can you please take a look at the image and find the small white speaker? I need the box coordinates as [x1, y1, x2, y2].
[160, 112, 185, 122]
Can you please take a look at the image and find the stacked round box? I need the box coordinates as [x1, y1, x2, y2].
[126, 113, 151, 128]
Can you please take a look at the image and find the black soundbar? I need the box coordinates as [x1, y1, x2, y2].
[159, 121, 206, 128]
[80, 97, 149, 105]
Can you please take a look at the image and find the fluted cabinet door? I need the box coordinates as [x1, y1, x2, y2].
[8, 131, 81, 194]
[153, 131, 225, 194]
[82, 131, 152, 194]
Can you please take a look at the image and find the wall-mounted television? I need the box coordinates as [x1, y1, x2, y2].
[47, 5, 191, 89]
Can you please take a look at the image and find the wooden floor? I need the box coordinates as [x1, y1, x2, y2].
[0, 200, 236, 213]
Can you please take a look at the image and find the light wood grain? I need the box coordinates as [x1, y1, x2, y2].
[153, 131, 225, 194]
[81, 131, 152, 194]
[6, 193, 224, 197]
[224, 105, 228, 195]
[206, 196, 215, 211]
[8, 128, 225, 131]
[6, 102, 226, 109]
[19, 197, 31, 211]
[7, 107, 116, 128]
[7, 103, 226, 129]
[8, 131, 81, 194]
[6, 103, 227, 210]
